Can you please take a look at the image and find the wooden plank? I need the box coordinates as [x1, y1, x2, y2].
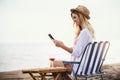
[22, 67, 67, 73]
[22, 67, 67, 80]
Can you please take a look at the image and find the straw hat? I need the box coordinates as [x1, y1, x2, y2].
[71, 5, 90, 19]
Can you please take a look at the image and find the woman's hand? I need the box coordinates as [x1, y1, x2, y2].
[53, 40, 64, 48]
[53, 40, 73, 53]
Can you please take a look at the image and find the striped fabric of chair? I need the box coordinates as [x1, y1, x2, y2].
[74, 41, 110, 80]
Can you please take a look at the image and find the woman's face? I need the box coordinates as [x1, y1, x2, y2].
[71, 13, 80, 25]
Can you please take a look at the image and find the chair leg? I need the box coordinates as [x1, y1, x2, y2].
[55, 73, 62, 80]
[100, 75, 103, 80]
[63, 74, 72, 80]
[73, 75, 77, 80]
[29, 73, 36, 80]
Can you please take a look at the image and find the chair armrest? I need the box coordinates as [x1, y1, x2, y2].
[63, 61, 79, 65]
[63, 61, 80, 74]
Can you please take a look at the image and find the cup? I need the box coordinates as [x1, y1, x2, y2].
[49, 58, 55, 67]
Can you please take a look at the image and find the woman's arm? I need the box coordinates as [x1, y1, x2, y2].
[53, 40, 73, 53]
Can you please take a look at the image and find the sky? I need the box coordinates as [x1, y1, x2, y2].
[0, 0, 120, 56]
[0, 0, 120, 44]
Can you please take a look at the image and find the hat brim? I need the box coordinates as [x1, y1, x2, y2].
[70, 8, 79, 13]
[70, 8, 90, 19]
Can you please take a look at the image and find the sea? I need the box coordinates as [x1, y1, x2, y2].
[0, 40, 120, 72]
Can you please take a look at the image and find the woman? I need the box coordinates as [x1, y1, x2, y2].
[53, 5, 95, 75]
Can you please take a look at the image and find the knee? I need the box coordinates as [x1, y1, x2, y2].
[53, 60, 64, 67]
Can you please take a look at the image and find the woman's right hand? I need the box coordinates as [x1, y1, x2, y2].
[53, 40, 64, 48]
[53, 40, 73, 53]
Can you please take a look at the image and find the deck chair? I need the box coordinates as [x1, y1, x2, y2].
[63, 41, 110, 80]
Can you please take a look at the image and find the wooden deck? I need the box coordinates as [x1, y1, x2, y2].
[0, 63, 120, 80]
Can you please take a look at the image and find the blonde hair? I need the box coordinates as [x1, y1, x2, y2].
[72, 11, 95, 39]
[73, 23, 81, 38]
[79, 13, 95, 39]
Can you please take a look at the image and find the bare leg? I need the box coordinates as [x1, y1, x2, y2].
[53, 60, 72, 72]
[53, 60, 72, 80]
[53, 60, 64, 67]
[52, 61, 63, 80]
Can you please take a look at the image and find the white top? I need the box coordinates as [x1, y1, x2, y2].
[71, 28, 92, 75]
